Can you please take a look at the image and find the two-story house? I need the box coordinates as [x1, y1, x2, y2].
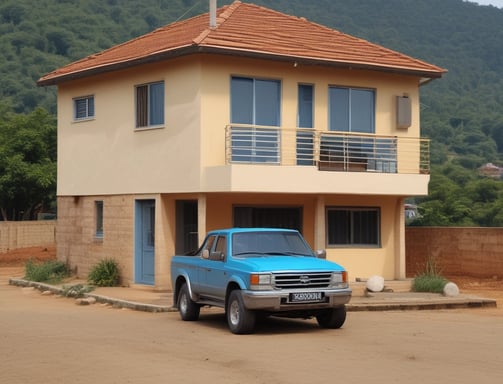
[38, 1, 445, 290]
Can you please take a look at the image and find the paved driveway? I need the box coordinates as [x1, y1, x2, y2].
[1, 275, 502, 384]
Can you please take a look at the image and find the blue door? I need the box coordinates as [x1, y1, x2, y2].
[135, 200, 155, 285]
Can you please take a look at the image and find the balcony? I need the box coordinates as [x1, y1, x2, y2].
[225, 125, 429, 175]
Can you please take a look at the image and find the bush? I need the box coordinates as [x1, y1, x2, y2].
[412, 256, 448, 293]
[61, 284, 95, 298]
[87, 258, 120, 287]
[25, 259, 69, 284]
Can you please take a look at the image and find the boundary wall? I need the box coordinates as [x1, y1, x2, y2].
[0, 221, 56, 253]
[406, 227, 503, 278]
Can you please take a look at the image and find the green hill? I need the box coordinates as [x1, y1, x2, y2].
[2, 0, 503, 225]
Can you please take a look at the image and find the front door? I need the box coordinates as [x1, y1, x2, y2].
[135, 200, 155, 285]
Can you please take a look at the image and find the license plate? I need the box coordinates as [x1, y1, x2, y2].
[289, 292, 323, 303]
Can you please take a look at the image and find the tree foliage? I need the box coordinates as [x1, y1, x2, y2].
[0, 103, 56, 220]
[1, 0, 503, 224]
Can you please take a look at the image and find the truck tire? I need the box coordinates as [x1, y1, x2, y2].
[226, 290, 256, 334]
[178, 283, 200, 321]
[316, 306, 346, 329]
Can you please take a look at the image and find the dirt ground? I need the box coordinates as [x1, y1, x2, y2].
[2, 247, 503, 383]
[2, 250, 503, 384]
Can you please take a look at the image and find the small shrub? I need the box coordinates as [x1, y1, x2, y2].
[412, 274, 448, 293]
[61, 284, 95, 298]
[88, 258, 120, 287]
[412, 256, 448, 293]
[25, 259, 69, 284]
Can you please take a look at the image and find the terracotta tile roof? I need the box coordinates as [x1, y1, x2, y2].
[38, 1, 446, 86]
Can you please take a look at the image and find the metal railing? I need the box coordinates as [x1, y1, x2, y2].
[225, 125, 429, 174]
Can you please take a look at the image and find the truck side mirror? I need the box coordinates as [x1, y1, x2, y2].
[202, 249, 210, 259]
[315, 250, 326, 259]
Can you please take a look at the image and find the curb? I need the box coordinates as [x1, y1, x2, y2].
[9, 278, 497, 313]
[9, 278, 176, 313]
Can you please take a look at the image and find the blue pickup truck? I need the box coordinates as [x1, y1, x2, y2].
[170, 228, 352, 334]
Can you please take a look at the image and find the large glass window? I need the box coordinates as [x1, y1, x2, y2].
[326, 207, 380, 246]
[136, 81, 164, 128]
[329, 87, 375, 133]
[230, 77, 281, 163]
[231, 77, 280, 126]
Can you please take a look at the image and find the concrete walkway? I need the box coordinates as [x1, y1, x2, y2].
[8, 278, 497, 313]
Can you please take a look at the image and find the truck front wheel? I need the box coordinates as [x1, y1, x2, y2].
[178, 283, 200, 321]
[227, 290, 256, 334]
[316, 306, 346, 329]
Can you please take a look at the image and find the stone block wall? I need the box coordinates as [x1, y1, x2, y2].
[56, 195, 135, 284]
[0, 221, 56, 253]
[406, 227, 503, 279]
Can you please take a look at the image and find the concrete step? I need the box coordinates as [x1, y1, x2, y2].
[350, 279, 412, 296]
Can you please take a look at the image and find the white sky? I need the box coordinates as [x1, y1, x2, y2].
[470, 0, 503, 7]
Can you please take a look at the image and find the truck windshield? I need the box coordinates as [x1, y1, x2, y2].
[232, 231, 313, 257]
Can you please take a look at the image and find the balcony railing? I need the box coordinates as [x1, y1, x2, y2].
[225, 125, 430, 174]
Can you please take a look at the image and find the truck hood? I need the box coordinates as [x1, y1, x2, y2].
[230, 255, 345, 273]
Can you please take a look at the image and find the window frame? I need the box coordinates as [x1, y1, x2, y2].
[73, 95, 95, 121]
[135, 81, 165, 129]
[95, 200, 104, 239]
[328, 86, 375, 133]
[230, 76, 281, 163]
[326, 206, 381, 248]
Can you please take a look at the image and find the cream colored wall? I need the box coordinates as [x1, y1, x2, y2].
[57, 58, 203, 196]
[57, 54, 423, 197]
[201, 192, 399, 281]
[199, 56, 421, 170]
[322, 194, 400, 281]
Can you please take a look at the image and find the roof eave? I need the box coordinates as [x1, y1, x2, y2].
[37, 46, 445, 86]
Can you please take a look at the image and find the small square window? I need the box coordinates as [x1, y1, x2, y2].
[74, 96, 95, 120]
[95, 201, 104, 238]
[135, 81, 164, 128]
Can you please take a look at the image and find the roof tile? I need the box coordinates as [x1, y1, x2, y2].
[38, 1, 445, 86]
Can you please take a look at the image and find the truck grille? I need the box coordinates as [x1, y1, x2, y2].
[273, 272, 332, 289]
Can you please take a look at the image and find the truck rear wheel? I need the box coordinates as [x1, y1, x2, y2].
[227, 290, 256, 334]
[178, 283, 200, 321]
[316, 306, 346, 329]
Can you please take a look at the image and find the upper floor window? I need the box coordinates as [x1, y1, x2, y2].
[329, 87, 375, 133]
[326, 207, 380, 247]
[135, 81, 164, 128]
[298, 84, 313, 128]
[230, 77, 281, 163]
[74, 95, 94, 120]
[297, 84, 314, 165]
[231, 77, 280, 126]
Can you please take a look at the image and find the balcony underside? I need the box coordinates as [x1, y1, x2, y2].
[202, 164, 429, 196]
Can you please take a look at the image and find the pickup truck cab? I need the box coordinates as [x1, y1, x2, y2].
[171, 228, 352, 334]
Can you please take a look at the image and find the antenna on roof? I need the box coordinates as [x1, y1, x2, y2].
[209, 0, 217, 29]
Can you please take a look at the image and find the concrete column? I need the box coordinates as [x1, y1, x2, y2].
[395, 197, 406, 279]
[198, 194, 207, 246]
[314, 196, 325, 251]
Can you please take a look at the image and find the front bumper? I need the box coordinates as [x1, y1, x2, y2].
[241, 288, 352, 312]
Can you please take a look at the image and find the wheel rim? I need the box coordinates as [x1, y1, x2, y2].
[229, 300, 240, 326]
[179, 292, 188, 314]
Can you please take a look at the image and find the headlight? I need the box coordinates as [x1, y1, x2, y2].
[330, 271, 348, 288]
[250, 273, 273, 290]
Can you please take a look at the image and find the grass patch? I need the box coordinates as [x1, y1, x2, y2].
[88, 258, 120, 287]
[412, 256, 448, 293]
[24, 259, 69, 284]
